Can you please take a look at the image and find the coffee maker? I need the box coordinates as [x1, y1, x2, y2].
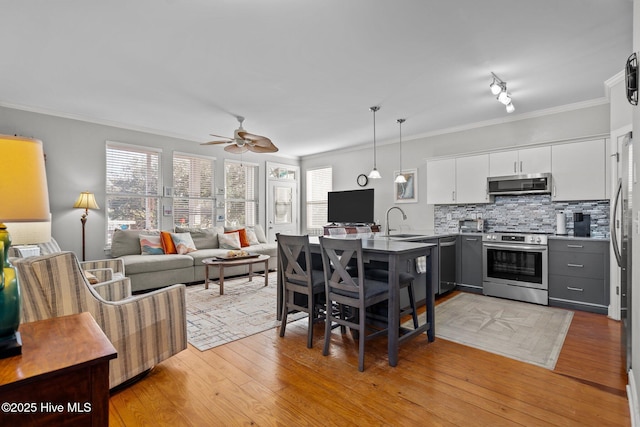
[573, 213, 591, 237]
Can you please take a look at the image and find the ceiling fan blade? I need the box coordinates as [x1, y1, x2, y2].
[224, 144, 249, 154]
[247, 142, 279, 153]
[250, 137, 274, 148]
[238, 132, 273, 148]
[201, 140, 232, 145]
[237, 131, 269, 142]
[209, 134, 233, 140]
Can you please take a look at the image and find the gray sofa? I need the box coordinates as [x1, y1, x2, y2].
[110, 226, 277, 292]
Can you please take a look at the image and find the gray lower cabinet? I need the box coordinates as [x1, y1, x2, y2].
[457, 234, 483, 293]
[548, 239, 609, 314]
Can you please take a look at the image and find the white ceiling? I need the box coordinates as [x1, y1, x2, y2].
[0, 1, 633, 158]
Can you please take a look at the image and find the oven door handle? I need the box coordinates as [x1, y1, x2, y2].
[483, 243, 547, 252]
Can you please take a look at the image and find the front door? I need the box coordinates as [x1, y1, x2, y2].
[266, 163, 299, 243]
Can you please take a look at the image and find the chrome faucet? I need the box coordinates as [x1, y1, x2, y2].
[385, 206, 407, 236]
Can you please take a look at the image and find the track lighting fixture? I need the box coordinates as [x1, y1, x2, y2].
[489, 72, 515, 113]
[489, 76, 504, 96]
[368, 106, 382, 179]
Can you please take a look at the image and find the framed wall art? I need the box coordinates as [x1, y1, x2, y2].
[394, 169, 418, 203]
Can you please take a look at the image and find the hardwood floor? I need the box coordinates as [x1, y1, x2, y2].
[109, 291, 630, 426]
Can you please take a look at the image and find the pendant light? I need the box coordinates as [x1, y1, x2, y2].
[368, 106, 381, 179]
[394, 118, 407, 184]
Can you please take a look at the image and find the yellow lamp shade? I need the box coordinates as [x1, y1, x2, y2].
[73, 192, 100, 210]
[0, 135, 50, 223]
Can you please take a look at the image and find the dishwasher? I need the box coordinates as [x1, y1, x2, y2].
[438, 236, 457, 294]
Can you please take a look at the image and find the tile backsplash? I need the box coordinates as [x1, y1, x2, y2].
[434, 195, 610, 238]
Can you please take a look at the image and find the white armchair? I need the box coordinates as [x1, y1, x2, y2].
[14, 251, 187, 389]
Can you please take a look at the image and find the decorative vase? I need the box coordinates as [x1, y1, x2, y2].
[0, 227, 22, 356]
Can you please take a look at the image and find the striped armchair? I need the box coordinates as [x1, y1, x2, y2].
[14, 251, 187, 389]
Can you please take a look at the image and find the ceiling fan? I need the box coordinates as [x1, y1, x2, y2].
[201, 116, 278, 154]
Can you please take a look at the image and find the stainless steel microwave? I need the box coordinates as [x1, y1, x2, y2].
[487, 173, 551, 196]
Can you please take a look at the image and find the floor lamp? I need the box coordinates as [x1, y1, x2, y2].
[0, 135, 51, 358]
[73, 191, 99, 261]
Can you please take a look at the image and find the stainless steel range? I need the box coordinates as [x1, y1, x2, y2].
[482, 232, 548, 305]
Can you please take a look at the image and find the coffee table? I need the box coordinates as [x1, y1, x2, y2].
[202, 254, 270, 295]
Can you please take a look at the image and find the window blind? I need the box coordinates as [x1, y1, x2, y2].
[224, 160, 258, 227]
[306, 166, 332, 231]
[173, 153, 215, 228]
[105, 142, 161, 243]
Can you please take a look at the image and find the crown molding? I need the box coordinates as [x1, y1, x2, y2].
[604, 70, 625, 99]
[303, 98, 610, 160]
[405, 97, 609, 143]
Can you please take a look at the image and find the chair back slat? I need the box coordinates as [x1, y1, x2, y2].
[319, 237, 364, 298]
[278, 234, 313, 285]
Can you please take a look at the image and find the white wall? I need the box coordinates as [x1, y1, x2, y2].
[631, 1, 640, 421]
[0, 106, 298, 260]
[301, 102, 610, 233]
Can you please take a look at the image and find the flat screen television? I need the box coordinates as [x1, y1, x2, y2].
[327, 189, 374, 224]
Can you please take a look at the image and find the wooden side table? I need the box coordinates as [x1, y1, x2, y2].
[202, 254, 270, 295]
[0, 312, 117, 427]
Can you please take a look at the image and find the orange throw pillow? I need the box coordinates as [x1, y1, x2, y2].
[160, 231, 177, 254]
[226, 228, 250, 247]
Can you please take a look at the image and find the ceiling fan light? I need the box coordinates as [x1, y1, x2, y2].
[368, 168, 381, 179]
[497, 90, 511, 105]
[506, 102, 515, 113]
[394, 173, 407, 184]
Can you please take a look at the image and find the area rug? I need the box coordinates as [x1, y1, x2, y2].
[185, 274, 305, 351]
[407, 293, 574, 370]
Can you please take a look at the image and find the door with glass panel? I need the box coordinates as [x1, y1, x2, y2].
[266, 163, 299, 243]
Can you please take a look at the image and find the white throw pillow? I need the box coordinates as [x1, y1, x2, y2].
[249, 225, 267, 243]
[245, 228, 260, 246]
[219, 232, 241, 249]
[170, 232, 197, 254]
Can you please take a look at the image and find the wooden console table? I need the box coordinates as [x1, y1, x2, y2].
[0, 312, 117, 426]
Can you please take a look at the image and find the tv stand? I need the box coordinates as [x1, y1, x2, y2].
[323, 224, 380, 235]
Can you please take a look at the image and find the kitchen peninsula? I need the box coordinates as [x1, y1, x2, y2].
[277, 233, 438, 367]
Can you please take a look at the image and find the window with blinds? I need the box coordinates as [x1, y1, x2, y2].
[106, 142, 161, 243]
[173, 152, 215, 228]
[306, 166, 332, 233]
[224, 160, 258, 227]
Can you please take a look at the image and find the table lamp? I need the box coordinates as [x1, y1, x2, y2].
[0, 134, 51, 358]
[73, 191, 99, 261]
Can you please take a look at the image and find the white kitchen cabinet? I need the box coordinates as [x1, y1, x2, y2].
[489, 146, 551, 176]
[426, 155, 489, 205]
[455, 154, 490, 204]
[426, 158, 456, 204]
[551, 139, 606, 201]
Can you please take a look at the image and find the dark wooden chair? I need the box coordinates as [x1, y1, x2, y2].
[319, 236, 390, 371]
[277, 233, 326, 348]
